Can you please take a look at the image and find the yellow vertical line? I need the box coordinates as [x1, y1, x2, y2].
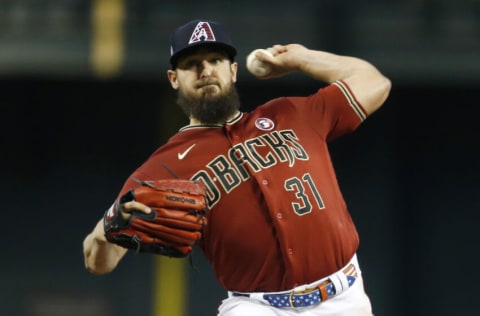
[153, 256, 187, 316]
[90, 0, 125, 78]
[152, 80, 189, 316]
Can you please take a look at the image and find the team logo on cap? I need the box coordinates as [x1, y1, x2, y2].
[255, 118, 275, 131]
[189, 22, 216, 44]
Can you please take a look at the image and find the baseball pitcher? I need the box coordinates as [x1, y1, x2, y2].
[83, 19, 391, 316]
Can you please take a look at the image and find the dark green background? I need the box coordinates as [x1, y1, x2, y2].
[1, 1, 479, 315]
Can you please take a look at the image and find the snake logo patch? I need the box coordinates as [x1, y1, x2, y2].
[255, 117, 275, 131]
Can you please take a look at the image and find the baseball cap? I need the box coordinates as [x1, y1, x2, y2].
[169, 19, 237, 68]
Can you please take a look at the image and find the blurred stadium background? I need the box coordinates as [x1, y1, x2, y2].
[1, 1, 479, 315]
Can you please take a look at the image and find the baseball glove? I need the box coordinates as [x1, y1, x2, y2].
[103, 179, 207, 258]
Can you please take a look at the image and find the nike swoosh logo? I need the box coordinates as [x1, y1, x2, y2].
[178, 144, 196, 160]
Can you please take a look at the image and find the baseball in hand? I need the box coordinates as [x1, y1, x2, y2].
[246, 49, 273, 77]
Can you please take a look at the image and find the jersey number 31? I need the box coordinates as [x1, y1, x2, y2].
[285, 173, 325, 216]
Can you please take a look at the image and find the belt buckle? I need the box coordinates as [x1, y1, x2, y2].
[288, 290, 299, 310]
[288, 287, 315, 310]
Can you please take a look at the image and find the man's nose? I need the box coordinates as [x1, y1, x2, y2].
[200, 60, 213, 77]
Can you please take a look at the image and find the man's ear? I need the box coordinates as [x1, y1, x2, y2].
[167, 70, 179, 90]
[230, 62, 238, 83]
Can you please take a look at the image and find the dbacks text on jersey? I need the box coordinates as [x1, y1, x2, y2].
[191, 129, 308, 208]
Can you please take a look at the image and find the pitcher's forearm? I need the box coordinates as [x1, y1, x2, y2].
[259, 44, 391, 115]
[297, 49, 391, 114]
[83, 219, 127, 274]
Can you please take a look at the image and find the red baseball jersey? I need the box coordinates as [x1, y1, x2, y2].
[118, 80, 367, 292]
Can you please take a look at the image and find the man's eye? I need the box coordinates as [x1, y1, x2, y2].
[185, 61, 198, 68]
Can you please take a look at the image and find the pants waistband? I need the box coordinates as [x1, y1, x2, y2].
[229, 254, 359, 309]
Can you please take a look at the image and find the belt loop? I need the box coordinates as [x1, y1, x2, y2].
[330, 272, 348, 294]
[250, 292, 267, 303]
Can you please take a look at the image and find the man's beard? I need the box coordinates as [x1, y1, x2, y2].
[176, 82, 241, 125]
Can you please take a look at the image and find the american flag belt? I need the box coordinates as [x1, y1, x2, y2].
[232, 263, 358, 309]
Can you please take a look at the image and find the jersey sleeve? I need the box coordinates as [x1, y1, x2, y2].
[286, 80, 367, 142]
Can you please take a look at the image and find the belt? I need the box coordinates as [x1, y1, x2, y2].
[232, 263, 358, 309]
